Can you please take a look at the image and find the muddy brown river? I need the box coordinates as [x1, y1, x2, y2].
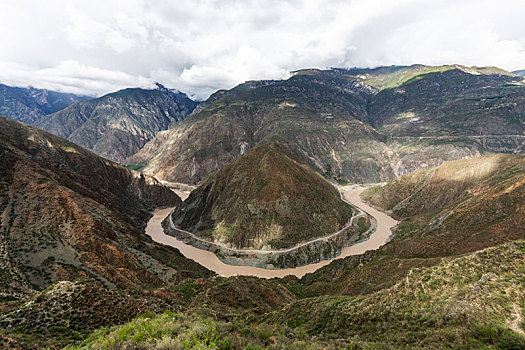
[145, 186, 398, 279]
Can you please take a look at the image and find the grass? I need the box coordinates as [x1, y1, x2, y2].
[66, 312, 348, 349]
[268, 240, 525, 349]
[61, 240, 525, 349]
[122, 164, 144, 171]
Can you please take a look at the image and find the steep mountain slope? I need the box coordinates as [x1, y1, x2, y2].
[169, 143, 355, 250]
[369, 68, 525, 137]
[128, 72, 390, 184]
[287, 154, 525, 298]
[0, 83, 90, 124]
[362, 153, 525, 256]
[36, 84, 197, 162]
[270, 240, 525, 349]
[0, 280, 172, 348]
[130, 65, 525, 185]
[0, 116, 211, 296]
[513, 69, 525, 77]
[3, 148, 525, 348]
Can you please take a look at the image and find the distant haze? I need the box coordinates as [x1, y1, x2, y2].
[1, 0, 524, 100]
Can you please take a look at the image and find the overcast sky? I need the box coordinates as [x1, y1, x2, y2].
[1, 0, 524, 100]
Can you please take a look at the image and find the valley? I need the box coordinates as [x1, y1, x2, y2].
[145, 185, 396, 278]
[3, 2, 525, 348]
[129, 65, 525, 186]
[1, 64, 525, 349]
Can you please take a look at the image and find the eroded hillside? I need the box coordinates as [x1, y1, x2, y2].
[129, 65, 525, 185]
[36, 84, 197, 162]
[0, 117, 212, 296]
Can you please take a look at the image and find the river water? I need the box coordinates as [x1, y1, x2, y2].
[144, 186, 398, 279]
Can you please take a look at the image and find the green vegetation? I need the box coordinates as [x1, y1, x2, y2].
[67, 312, 351, 349]
[3, 65, 525, 349]
[122, 164, 144, 171]
[170, 143, 355, 250]
[269, 240, 525, 349]
[61, 240, 525, 349]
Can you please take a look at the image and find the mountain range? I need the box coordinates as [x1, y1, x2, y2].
[0, 116, 210, 297]
[129, 64, 525, 185]
[35, 83, 198, 163]
[4, 151, 522, 348]
[1, 64, 525, 349]
[0, 83, 90, 124]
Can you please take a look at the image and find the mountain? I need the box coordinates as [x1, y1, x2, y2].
[3, 135, 525, 347]
[361, 153, 525, 256]
[58, 240, 525, 349]
[35, 84, 198, 163]
[285, 154, 525, 298]
[0, 116, 211, 297]
[129, 64, 525, 185]
[128, 69, 384, 184]
[168, 143, 355, 250]
[0, 83, 90, 124]
[269, 240, 525, 349]
[512, 69, 525, 77]
[299, 64, 513, 90]
[368, 68, 525, 137]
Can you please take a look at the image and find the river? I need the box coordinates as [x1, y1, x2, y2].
[144, 186, 398, 279]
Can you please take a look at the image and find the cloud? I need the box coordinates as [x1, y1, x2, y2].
[0, 0, 524, 100]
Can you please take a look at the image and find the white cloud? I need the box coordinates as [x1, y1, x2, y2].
[0, 0, 524, 100]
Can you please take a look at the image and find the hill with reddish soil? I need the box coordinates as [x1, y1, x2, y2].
[0, 117, 212, 297]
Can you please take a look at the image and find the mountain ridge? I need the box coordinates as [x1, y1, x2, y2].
[0, 116, 211, 296]
[129, 64, 525, 185]
[35, 84, 198, 162]
[0, 83, 91, 125]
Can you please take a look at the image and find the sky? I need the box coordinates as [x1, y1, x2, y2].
[1, 0, 524, 100]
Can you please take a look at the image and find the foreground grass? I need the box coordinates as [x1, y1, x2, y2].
[269, 240, 525, 349]
[66, 312, 358, 349]
[69, 241, 525, 349]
